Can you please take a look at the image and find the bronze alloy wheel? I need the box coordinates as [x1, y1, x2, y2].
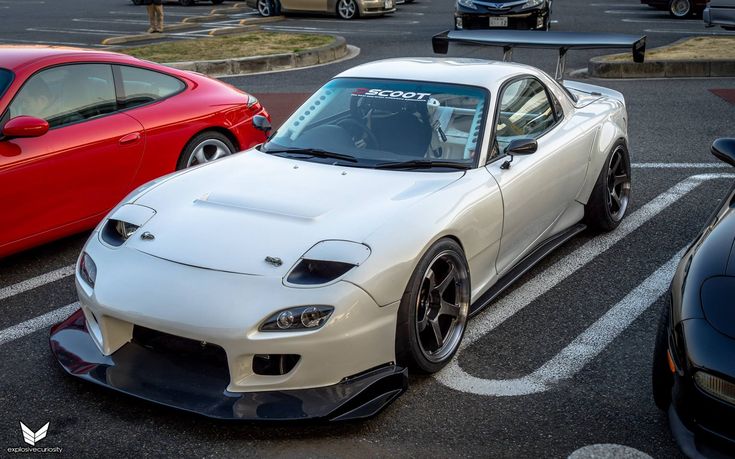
[414, 250, 470, 363]
[606, 145, 631, 222]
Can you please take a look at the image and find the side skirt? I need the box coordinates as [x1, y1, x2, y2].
[469, 223, 587, 317]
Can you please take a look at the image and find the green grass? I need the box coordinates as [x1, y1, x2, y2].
[123, 32, 333, 62]
[602, 36, 735, 62]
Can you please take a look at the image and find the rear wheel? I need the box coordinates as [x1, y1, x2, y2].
[257, 0, 279, 16]
[669, 0, 692, 17]
[177, 131, 236, 170]
[652, 295, 674, 410]
[584, 142, 631, 232]
[396, 239, 470, 374]
[337, 0, 358, 19]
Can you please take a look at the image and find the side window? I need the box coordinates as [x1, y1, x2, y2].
[118, 66, 185, 109]
[494, 78, 556, 154]
[9, 64, 116, 129]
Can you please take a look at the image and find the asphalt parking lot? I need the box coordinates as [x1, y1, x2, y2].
[2, 0, 735, 457]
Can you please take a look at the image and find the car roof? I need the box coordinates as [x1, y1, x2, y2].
[0, 46, 141, 73]
[335, 57, 545, 91]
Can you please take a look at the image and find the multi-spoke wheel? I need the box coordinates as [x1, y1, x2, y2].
[396, 239, 470, 373]
[584, 142, 631, 232]
[177, 131, 236, 170]
[337, 0, 358, 19]
[257, 0, 279, 17]
[668, 0, 692, 17]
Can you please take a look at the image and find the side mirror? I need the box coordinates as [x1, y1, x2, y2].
[2, 116, 49, 139]
[505, 138, 538, 155]
[252, 115, 272, 133]
[711, 138, 735, 167]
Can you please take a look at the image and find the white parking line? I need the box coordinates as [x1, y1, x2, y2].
[435, 173, 735, 395]
[632, 162, 728, 168]
[622, 17, 701, 24]
[0, 265, 75, 302]
[0, 302, 78, 346]
[644, 28, 735, 35]
[605, 9, 663, 14]
[26, 27, 128, 36]
[569, 444, 653, 459]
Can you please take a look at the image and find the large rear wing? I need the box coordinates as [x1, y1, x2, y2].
[432, 30, 646, 80]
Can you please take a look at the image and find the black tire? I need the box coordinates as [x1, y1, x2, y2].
[176, 131, 236, 170]
[336, 0, 358, 19]
[584, 141, 631, 232]
[396, 238, 471, 374]
[652, 295, 674, 410]
[668, 0, 692, 17]
[538, 14, 550, 30]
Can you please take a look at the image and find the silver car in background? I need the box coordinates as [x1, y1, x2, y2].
[705, 0, 735, 30]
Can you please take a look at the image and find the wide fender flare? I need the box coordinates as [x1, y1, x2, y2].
[576, 107, 628, 205]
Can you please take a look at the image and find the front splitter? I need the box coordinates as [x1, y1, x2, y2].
[50, 309, 408, 421]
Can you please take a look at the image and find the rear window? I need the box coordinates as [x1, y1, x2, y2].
[0, 68, 13, 98]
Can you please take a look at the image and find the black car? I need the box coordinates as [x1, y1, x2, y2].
[653, 138, 735, 458]
[454, 0, 552, 31]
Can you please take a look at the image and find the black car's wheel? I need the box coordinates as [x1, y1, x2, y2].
[539, 14, 550, 30]
[177, 131, 236, 170]
[396, 238, 470, 374]
[337, 0, 358, 19]
[652, 295, 674, 410]
[668, 0, 692, 17]
[584, 142, 631, 232]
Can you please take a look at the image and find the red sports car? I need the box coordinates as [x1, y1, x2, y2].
[0, 46, 270, 258]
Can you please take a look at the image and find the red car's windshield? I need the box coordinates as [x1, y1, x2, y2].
[0, 68, 13, 99]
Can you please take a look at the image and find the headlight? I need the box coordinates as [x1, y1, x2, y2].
[79, 252, 97, 288]
[522, 0, 543, 8]
[694, 371, 735, 405]
[260, 306, 334, 332]
[99, 204, 155, 247]
[458, 0, 477, 9]
[285, 240, 371, 286]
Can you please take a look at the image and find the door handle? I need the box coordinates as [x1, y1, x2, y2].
[119, 132, 141, 145]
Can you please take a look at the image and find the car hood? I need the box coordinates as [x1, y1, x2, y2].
[127, 150, 463, 276]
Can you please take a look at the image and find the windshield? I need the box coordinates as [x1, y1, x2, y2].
[263, 78, 488, 170]
[0, 68, 14, 99]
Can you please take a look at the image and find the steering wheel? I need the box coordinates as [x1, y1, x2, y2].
[337, 118, 379, 150]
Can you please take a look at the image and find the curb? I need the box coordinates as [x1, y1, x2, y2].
[589, 37, 735, 78]
[102, 15, 284, 46]
[164, 35, 348, 76]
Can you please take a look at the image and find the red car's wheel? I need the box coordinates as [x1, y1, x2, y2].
[177, 131, 236, 169]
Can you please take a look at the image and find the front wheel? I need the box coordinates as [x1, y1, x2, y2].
[337, 0, 358, 19]
[584, 142, 631, 232]
[396, 239, 471, 374]
[177, 131, 236, 170]
[669, 0, 692, 17]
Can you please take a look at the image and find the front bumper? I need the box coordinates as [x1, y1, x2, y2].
[668, 319, 735, 457]
[50, 309, 408, 421]
[455, 3, 548, 29]
[360, 0, 396, 16]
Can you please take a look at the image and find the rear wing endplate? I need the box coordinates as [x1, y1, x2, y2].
[432, 30, 646, 80]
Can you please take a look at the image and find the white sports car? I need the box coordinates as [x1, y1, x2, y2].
[51, 31, 645, 421]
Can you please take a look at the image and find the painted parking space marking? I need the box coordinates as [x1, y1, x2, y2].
[439, 249, 684, 396]
[604, 9, 664, 15]
[0, 302, 78, 346]
[0, 265, 75, 302]
[632, 162, 728, 168]
[435, 173, 735, 396]
[644, 28, 735, 35]
[26, 27, 128, 37]
[568, 444, 653, 459]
